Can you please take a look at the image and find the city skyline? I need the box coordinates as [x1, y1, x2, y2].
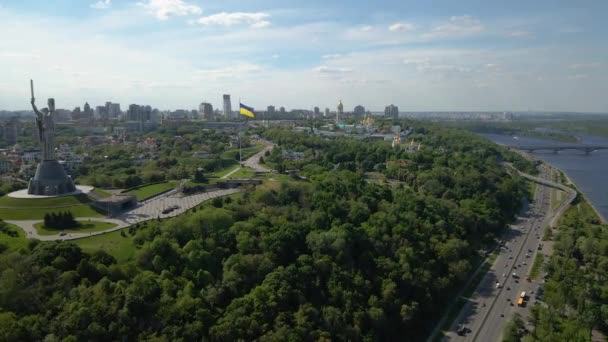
[0, 0, 607, 112]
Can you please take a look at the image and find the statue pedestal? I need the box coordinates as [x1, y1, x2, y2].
[28, 160, 76, 196]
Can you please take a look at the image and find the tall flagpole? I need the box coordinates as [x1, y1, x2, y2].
[238, 98, 242, 165]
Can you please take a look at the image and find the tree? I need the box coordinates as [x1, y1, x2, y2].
[0, 124, 542, 341]
[194, 169, 207, 183]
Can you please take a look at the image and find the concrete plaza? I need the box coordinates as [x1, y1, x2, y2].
[7, 188, 241, 241]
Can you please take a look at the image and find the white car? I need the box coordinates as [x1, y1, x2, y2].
[495, 282, 501, 288]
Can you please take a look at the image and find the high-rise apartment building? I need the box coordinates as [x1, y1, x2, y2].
[105, 102, 112, 116]
[199, 102, 214, 120]
[71, 107, 81, 121]
[127, 104, 140, 121]
[95, 106, 107, 119]
[223, 94, 232, 118]
[83, 102, 93, 120]
[353, 105, 365, 117]
[126, 104, 152, 131]
[109, 103, 121, 118]
[384, 104, 399, 119]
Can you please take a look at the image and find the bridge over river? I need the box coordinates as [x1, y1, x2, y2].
[507, 145, 608, 154]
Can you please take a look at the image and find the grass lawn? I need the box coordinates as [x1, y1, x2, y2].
[220, 143, 264, 160]
[220, 149, 240, 160]
[262, 173, 293, 183]
[0, 205, 104, 220]
[0, 193, 91, 208]
[0, 223, 28, 252]
[528, 181, 537, 200]
[226, 167, 255, 179]
[551, 189, 564, 211]
[210, 165, 240, 178]
[542, 224, 553, 241]
[186, 179, 207, 186]
[125, 181, 177, 201]
[186, 178, 227, 186]
[34, 219, 117, 236]
[92, 188, 111, 198]
[74, 230, 136, 263]
[529, 253, 544, 280]
[194, 192, 242, 211]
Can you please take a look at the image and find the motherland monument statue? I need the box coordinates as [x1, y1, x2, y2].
[27, 80, 76, 196]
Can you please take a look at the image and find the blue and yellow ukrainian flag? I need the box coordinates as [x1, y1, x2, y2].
[239, 103, 255, 118]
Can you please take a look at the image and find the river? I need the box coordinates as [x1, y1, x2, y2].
[480, 133, 608, 221]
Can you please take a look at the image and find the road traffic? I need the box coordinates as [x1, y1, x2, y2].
[445, 165, 565, 341]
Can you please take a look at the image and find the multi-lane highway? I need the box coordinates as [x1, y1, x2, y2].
[444, 164, 575, 341]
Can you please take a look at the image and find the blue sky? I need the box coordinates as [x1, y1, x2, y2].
[1, 0, 607, 112]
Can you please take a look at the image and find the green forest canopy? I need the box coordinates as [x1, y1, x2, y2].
[0, 125, 534, 341]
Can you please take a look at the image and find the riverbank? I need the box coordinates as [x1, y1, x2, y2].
[556, 165, 607, 223]
[483, 132, 608, 224]
[518, 150, 607, 224]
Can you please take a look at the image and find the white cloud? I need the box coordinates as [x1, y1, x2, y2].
[424, 15, 484, 39]
[570, 74, 589, 79]
[484, 63, 498, 68]
[0, 52, 40, 59]
[251, 20, 271, 28]
[389, 23, 415, 32]
[197, 12, 271, 28]
[416, 63, 472, 73]
[507, 30, 531, 38]
[137, 0, 201, 20]
[400, 51, 507, 79]
[570, 63, 600, 69]
[360, 25, 373, 32]
[558, 27, 584, 34]
[0, 7, 606, 112]
[195, 63, 263, 80]
[322, 54, 342, 59]
[403, 58, 430, 66]
[90, 0, 111, 10]
[313, 66, 353, 74]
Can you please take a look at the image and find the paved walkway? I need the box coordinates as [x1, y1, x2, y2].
[219, 140, 274, 179]
[8, 185, 94, 198]
[7, 188, 240, 241]
[5, 140, 274, 242]
[243, 140, 274, 172]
